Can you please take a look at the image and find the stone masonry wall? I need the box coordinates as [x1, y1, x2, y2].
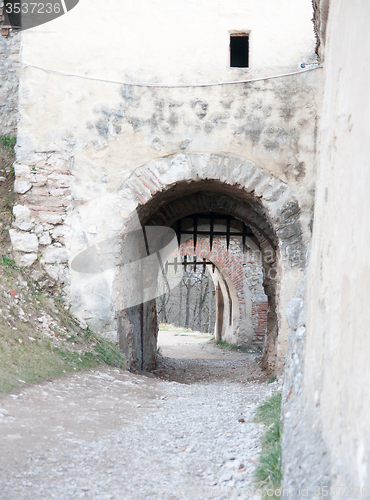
[9, 153, 72, 292]
[0, 28, 20, 135]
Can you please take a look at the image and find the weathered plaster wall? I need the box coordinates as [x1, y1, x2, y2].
[12, 0, 319, 370]
[0, 29, 20, 135]
[282, 0, 370, 494]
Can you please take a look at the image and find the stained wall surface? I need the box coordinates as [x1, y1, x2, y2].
[0, 30, 20, 135]
[282, 0, 370, 493]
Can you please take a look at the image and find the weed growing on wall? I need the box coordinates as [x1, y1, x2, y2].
[253, 391, 282, 499]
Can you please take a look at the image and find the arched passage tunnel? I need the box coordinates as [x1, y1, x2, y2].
[115, 180, 282, 373]
[160, 218, 268, 348]
[69, 153, 306, 377]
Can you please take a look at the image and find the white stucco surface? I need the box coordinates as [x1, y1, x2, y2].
[21, 0, 314, 82]
[296, 0, 370, 489]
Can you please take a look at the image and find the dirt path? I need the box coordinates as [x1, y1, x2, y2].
[154, 330, 267, 384]
[0, 331, 276, 499]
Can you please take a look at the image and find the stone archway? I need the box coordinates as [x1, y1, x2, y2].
[108, 153, 305, 374]
[169, 244, 241, 345]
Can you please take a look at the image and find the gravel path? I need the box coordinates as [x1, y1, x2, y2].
[0, 332, 276, 499]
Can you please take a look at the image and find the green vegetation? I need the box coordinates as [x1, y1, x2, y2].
[0, 256, 126, 394]
[0, 135, 16, 176]
[0, 135, 16, 153]
[159, 323, 193, 332]
[253, 391, 282, 499]
[1, 255, 16, 268]
[215, 338, 256, 354]
[0, 325, 126, 394]
[92, 341, 126, 369]
[268, 375, 277, 384]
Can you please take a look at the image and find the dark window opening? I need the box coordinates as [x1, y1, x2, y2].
[230, 34, 249, 68]
[3, 1, 22, 27]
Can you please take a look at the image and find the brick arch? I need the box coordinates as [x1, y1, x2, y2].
[114, 153, 306, 374]
[172, 238, 268, 347]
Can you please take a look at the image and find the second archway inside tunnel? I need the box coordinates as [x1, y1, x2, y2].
[156, 229, 268, 351]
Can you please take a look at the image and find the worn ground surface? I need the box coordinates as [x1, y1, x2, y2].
[0, 330, 277, 499]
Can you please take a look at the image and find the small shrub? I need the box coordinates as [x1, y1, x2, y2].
[83, 327, 95, 341]
[268, 375, 277, 384]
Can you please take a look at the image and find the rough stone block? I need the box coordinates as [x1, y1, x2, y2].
[14, 164, 31, 177]
[41, 245, 68, 264]
[37, 212, 64, 225]
[39, 234, 52, 245]
[14, 252, 38, 267]
[47, 154, 67, 169]
[13, 204, 35, 231]
[14, 180, 32, 194]
[51, 225, 66, 238]
[9, 229, 38, 253]
[295, 326, 306, 340]
[286, 298, 304, 330]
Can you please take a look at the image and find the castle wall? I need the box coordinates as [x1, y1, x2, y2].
[10, 0, 319, 370]
[282, 0, 370, 494]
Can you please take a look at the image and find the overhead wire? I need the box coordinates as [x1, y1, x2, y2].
[22, 62, 322, 88]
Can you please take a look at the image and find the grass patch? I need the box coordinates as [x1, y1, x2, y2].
[159, 323, 193, 333]
[253, 391, 282, 499]
[0, 333, 127, 394]
[0, 135, 16, 176]
[215, 338, 257, 354]
[92, 341, 126, 370]
[0, 276, 127, 394]
[0, 339, 97, 393]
